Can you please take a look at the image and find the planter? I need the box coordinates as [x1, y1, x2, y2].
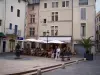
[84, 53, 93, 60]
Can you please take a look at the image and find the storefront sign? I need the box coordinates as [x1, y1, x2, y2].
[17, 37, 23, 40]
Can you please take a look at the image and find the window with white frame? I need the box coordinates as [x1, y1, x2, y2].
[29, 28, 35, 37]
[79, 0, 88, 5]
[52, 2, 58, 8]
[52, 12, 58, 21]
[11, 6, 13, 12]
[62, 1, 69, 7]
[81, 23, 86, 37]
[30, 15, 35, 23]
[55, 26, 58, 36]
[81, 8, 86, 20]
[51, 26, 58, 36]
[44, 3, 47, 8]
[17, 9, 20, 17]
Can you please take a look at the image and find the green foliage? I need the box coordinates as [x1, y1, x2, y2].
[79, 37, 93, 53]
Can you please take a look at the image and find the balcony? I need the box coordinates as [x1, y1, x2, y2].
[5, 28, 21, 36]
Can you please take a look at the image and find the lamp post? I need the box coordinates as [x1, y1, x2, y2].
[46, 30, 49, 50]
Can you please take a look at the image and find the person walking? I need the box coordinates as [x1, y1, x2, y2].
[55, 46, 61, 60]
[15, 43, 21, 59]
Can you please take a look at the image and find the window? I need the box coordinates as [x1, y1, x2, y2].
[44, 3, 47, 8]
[43, 32, 46, 36]
[0, 20, 2, 26]
[55, 26, 58, 36]
[18, 0, 21, 3]
[99, 17, 100, 21]
[52, 2, 58, 8]
[11, 6, 13, 12]
[62, 1, 69, 7]
[17, 9, 20, 17]
[30, 28, 35, 37]
[9, 23, 12, 29]
[79, 0, 88, 5]
[52, 12, 54, 21]
[81, 8, 86, 20]
[15, 25, 18, 35]
[55, 12, 58, 21]
[52, 12, 58, 21]
[51, 26, 54, 36]
[66, 1, 69, 7]
[44, 19, 46, 23]
[81, 23, 86, 37]
[62, 1, 65, 7]
[30, 15, 35, 23]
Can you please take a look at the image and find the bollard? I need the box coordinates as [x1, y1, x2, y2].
[61, 63, 66, 69]
[84, 58, 86, 61]
[37, 68, 42, 75]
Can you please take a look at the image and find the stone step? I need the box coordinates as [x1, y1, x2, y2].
[22, 59, 84, 75]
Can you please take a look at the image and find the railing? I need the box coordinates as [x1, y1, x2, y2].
[5, 28, 21, 36]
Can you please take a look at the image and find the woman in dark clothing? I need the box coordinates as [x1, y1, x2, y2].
[53, 48, 56, 58]
[15, 43, 21, 58]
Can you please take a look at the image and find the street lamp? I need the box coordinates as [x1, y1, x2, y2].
[46, 30, 49, 50]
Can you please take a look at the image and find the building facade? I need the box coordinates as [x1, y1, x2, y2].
[39, 0, 96, 54]
[26, 0, 39, 39]
[25, 0, 40, 48]
[0, 0, 28, 53]
[96, 11, 100, 52]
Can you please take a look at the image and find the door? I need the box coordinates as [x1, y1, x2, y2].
[3, 41, 6, 52]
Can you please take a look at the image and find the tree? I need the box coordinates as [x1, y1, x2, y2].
[79, 36, 93, 54]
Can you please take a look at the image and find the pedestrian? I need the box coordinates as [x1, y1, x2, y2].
[55, 46, 61, 60]
[15, 43, 21, 58]
[53, 47, 57, 59]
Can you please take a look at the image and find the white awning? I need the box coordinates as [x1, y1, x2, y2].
[48, 40, 64, 44]
[39, 36, 71, 43]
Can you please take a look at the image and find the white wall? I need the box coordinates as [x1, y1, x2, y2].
[0, 0, 5, 33]
[73, 0, 96, 40]
[5, 0, 26, 37]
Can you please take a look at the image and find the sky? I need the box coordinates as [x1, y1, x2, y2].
[96, 0, 100, 13]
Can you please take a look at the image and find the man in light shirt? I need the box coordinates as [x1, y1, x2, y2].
[55, 46, 61, 59]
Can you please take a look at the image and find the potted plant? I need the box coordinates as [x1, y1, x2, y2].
[79, 36, 93, 60]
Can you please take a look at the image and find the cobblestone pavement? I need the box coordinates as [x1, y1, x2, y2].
[0, 53, 82, 75]
[43, 54, 100, 75]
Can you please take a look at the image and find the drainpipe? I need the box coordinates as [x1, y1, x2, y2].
[22, 1, 27, 48]
[71, 0, 74, 53]
[94, 1, 97, 52]
[4, 0, 6, 34]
